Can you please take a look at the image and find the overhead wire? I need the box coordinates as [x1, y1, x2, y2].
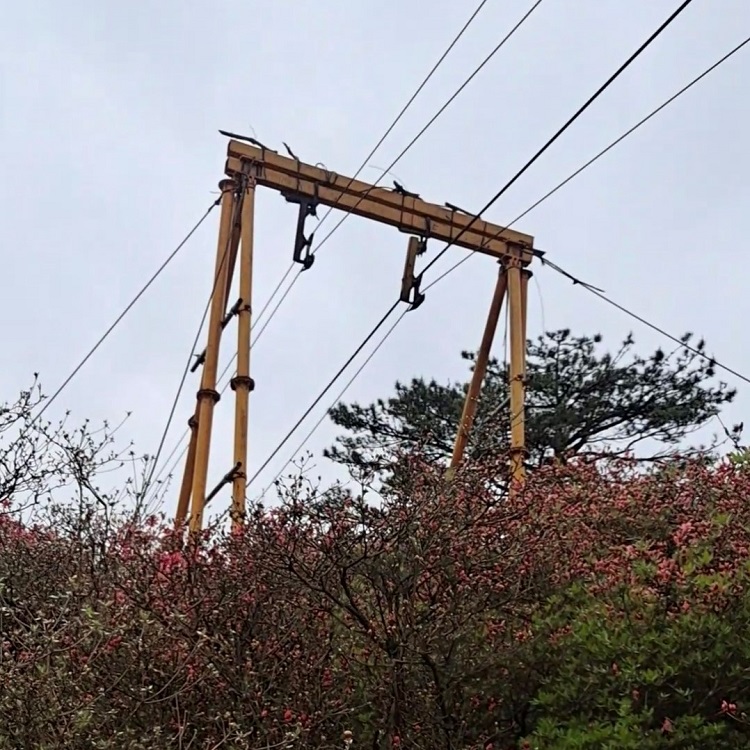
[244, 0, 695, 493]
[261, 304, 525, 494]
[244, 301, 402, 488]
[259, 309, 410, 496]
[533, 275, 546, 343]
[541, 257, 750, 387]
[142, 301, 210, 500]
[33, 199, 222, 424]
[425, 32, 750, 287]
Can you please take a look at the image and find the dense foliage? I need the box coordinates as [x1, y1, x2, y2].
[326, 330, 737, 477]
[2, 381, 748, 748]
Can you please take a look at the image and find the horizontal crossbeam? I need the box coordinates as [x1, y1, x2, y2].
[224, 140, 535, 264]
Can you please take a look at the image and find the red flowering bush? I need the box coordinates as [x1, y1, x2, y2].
[2, 386, 750, 747]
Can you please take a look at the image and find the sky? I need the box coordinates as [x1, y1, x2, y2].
[2, 0, 750, 522]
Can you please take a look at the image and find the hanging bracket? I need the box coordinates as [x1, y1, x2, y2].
[283, 189, 318, 270]
[400, 234, 427, 310]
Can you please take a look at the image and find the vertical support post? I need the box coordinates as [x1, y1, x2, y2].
[222, 220, 242, 312]
[449, 264, 508, 469]
[230, 177, 256, 530]
[507, 260, 528, 488]
[188, 179, 239, 533]
[521, 270, 531, 342]
[519, 269, 530, 471]
[174, 406, 199, 529]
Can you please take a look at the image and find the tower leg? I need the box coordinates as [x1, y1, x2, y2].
[188, 179, 241, 533]
[507, 262, 528, 488]
[230, 177, 256, 530]
[521, 270, 530, 344]
[450, 264, 507, 470]
[174, 407, 199, 529]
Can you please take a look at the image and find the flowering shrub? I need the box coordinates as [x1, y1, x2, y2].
[2, 386, 750, 747]
[513, 460, 750, 747]
[521, 573, 750, 748]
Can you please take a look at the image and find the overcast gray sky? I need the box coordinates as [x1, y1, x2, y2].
[2, 1, 749, 519]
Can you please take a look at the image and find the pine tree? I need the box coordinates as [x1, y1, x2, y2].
[325, 329, 737, 476]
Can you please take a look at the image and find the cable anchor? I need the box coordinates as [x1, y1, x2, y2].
[205, 462, 243, 506]
[190, 298, 245, 373]
[283, 186, 318, 271]
[393, 181, 420, 200]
